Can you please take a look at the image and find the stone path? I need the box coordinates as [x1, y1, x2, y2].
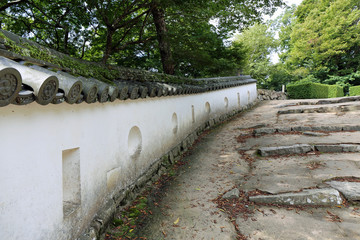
[133, 98, 360, 240]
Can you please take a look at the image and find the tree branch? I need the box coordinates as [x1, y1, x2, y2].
[114, 36, 155, 52]
[0, 0, 27, 12]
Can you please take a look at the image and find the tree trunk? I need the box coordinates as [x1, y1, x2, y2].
[64, 28, 69, 54]
[151, 3, 175, 75]
[102, 27, 114, 64]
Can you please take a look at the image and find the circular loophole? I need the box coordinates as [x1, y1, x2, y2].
[172, 112, 178, 134]
[205, 102, 211, 114]
[128, 126, 142, 158]
[224, 97, 229, 108]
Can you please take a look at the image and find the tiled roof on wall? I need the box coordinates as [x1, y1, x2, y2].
[0, 30, 256, 107]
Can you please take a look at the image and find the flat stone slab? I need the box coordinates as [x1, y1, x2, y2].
[342, 125, 360, 131]
[310, 160, 360, 180]
[292, 126, 312, 131]
[303, 131, 328, 137]
[326, 181, 360, 201]
[253, 128, 276, 136]
[236, 207, 360, 240]
[315, 144, 360, 153]
[258, 144, 313, 157]
[249, 188, 343, 206]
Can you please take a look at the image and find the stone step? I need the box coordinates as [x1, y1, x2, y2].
[249, 188, 343, 206]
[258, 144, 313, 157]
[326, 181, 360, 201]
[258, 144, 360, 157]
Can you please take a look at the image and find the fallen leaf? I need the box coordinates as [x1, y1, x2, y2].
[326, 210, 342, 222]
[174, 217, 180, 224]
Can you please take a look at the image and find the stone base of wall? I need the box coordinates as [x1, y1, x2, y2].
[78, 102, 257, 240]
[257, 89, 287, 100]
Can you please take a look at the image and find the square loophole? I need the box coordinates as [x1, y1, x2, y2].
[62, 148, 81, 217]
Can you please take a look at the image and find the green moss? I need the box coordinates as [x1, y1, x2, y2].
[112, 218, 123, 227]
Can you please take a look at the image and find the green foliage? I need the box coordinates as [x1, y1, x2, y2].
[261, 0, 360, 93]
[349, 86, 360, 96]
[0, 30, 203, 85]
[112, 218, 123, 227]
[233, 23, 278, 85]
[328, 84, 344, 98]
[287, 82, 343, 99]
[284, 0, 360, 82]
[107, 196, 149, 239]
[1, 0, 283, 77]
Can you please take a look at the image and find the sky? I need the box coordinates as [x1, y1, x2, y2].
[285, 0, 304, 6]
[267, 0, 303, 20]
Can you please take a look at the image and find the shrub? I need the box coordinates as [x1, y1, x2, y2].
[287, 82, 344, 99]
[328, 85, 344, 98]
[349, 86, 360, 96]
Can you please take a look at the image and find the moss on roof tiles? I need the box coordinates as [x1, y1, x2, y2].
[0, 30, 200, 86]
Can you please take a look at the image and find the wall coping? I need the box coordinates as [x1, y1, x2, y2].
[0, 30, 256, 107]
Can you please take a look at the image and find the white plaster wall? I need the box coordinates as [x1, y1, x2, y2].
[0, 83, 256, 240]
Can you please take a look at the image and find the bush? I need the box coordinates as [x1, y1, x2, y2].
[287, 82, 344, 99]
[328, 85, 344, 98]
[349, 86, 360, 96]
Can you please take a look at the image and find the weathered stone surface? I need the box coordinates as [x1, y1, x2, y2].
[315, 144, 343, 153]
[292, 126, 312, 131]
[236, 207, 358, 240]
[310, 126, 327, 131]
[314, 144, 360, 153]
[303, 131, 327, 136]
[258, 144, 313, 157]
[253, 128, 276, 136]
[317, 100, 333, 105]
[337, 96, 360, 103]
[249, 188, 343, 206]
[340, 144, 360, 152]
[342, 125, 360, 131]
[278, 109, 303, 114]
[315, 125, 343, 131]
[326, 181, 360, 201]
[257, 89, 287, 101]
[222, 188, 240, 199]
[237, 123, 266, 130]
[276, 127, 292, 133]
[79, 227, 97, 240]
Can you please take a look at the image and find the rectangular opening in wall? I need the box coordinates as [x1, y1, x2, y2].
[62, 147, 81, 217]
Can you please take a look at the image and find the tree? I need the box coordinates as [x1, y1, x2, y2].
[234, 23, 278, 86]
[285, 0, 360, 82]
[152, 0, 284, 74]
[85, 0, 154, 64]
[151, 1, 174, 74]
[1, 0, 93, 56]
[1, 0, 284, 76]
